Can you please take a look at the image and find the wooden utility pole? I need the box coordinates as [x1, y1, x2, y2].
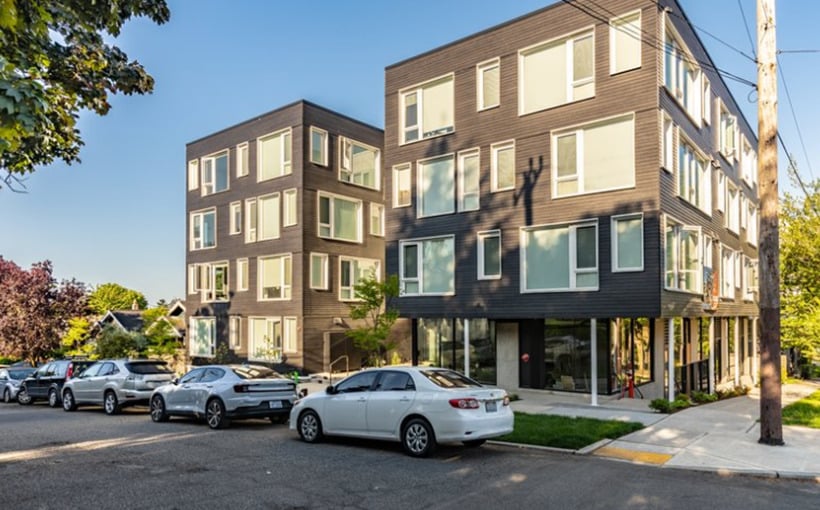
[757, 0, 783, 446]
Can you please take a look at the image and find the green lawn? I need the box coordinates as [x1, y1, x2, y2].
[497, 412, 644, 450]
[782, 390, 820, 429]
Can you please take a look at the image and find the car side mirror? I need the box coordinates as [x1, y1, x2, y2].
[326, 385, 337, 395]
[172, 377, 179, 385]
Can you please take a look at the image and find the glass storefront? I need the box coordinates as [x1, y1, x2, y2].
[543, 319, 608, 393]
[614, 318, 652, 387]
[457, 319, 496, 384]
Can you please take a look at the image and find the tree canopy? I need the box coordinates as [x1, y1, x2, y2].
[88, 282, 147, 314]
[0, 0, 170, 189]
[0, 257, 87, 364]
[345, 273, 400, 367]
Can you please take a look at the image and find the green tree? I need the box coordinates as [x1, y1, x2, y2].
[142, 305, 179, 356]
[345, 273, 400, 367]
[0, 0, 170, 189]
[88, 282, 147, 314]
[94, 324, 146, 359]
[780, 180, 820, 362]
[60, 316, 94, 358]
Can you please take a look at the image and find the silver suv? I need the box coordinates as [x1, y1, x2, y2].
[62, 359, 175, 415]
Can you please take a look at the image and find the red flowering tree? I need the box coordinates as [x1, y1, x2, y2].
[0, 257, 87, 364]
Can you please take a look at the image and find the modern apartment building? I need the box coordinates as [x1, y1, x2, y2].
[384, 0, 760, 399]
[185, 101, 385, 373]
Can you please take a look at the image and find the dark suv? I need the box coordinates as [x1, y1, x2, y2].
[17, 359, 96, 407]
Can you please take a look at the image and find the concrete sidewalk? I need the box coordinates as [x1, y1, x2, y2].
[509, 381, 820, 480]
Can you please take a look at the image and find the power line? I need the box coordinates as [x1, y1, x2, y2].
[779, 132, 819, 216]
[778, 49, 820, 54]
[776, 55, 815, 180]
[737, 0, 757, 58]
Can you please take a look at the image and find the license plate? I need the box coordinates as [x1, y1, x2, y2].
[485, 401, 497, 413]
[268, 400, 283, 409]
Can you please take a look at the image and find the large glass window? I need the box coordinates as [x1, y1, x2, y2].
[229, 202, 242, 235]
[310, 127, 328, 166]
[664, 22, 702, 123]
[237, 258, 248, 292]
[477, 59, 500, 110]
[236, 143, 249, 177]
[340, 137, 380, 189]
[552, 115, 635, 197]
[417, 154, 455, 217]
[491, 141, 515, 192]
[201, 262, 229, 302]
[340, 257, 381, 301]
[458, 149, 480, 211]
[477, 230, 501, 280]
[519, 30, 594, 114]
[190, 209, 216, 250]
[310, 253, 328, 290]
[189, 317, 215, 357]
[612, 214, 643, 272]
[201, 151, 228, 196]
[665, 218, 701, 293]
[249, 317, 283, 362]
[400, 236, 455, 296]
[678, 139, 711, 213]
[318, 192, 362, 242]
[615, 318, 652, 386]
[283, 189, 297, 227]
[258, 193, 280, 240]
[258, 129, 292, 181]
[543, 319, 608, 393]
[400, 75, 454, 144]
[393, 163, 411, 208]
[258, 254, 291, 301]
[522, 222, 598, 291]
[610, 11, 641, 74]
[458, 319, 496, 384]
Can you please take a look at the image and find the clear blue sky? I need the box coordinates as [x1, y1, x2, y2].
[1, 0, 817, 306]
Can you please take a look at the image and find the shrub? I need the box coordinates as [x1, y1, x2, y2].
[649, 398, 672, 413]
[671, 395, 692, 411]
[690, 391, 718, 404]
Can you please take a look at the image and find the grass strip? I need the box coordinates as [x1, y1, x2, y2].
[782, 390, 820, 429]
[498, 412, 643, 450]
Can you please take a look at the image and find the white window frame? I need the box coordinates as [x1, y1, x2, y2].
[229, 201, 242, 235]
[236, 142, 249, 177]
[339, 256, 381, 302]
[201, 261, 229, 303]
[248, 317, 283, 363]
[309, 252, 329, 290]
[187, 264, 200, 295]
[746, 202, 758, 246]
[399, 73, 455, 145]
[677, 135, 711, 214]
[726, 182, 740, 234]
[258, 192, 281, 241]
[663, 17, 702, 127]
[257, 254, 292, 302]
[477, 230, 502, 280]
[257, 128, 292, 181]
[317, 191, 363, 243]
[702, 77, 712, 125]
[664, 216, 702, 294]
[719, 101, 739, 162]
[611, 213, 644, 272]
[491, 141, 515, 192]
[399, 235, 456, 297]
[189, 208, 216, 251]
[476, 58, 500, 111]
[188, 317, 216, 358]
[720, 245, 736, 298]
[188, 160, 199, 191]
[309, 126, 328, 166]
[237, 258, 249, 292]
[661, 112, 675, 173]
[743, 257, 758, 301]
[201, 150, 229, 196]
[283, 317, 298, 353]
[339, 136, 381, 190]
[283, 188, 298, 227]
[609, 10, 642, 75]
[416, 153, 455, 218]
[245, 198, 257, 243]
[717, 170, 726, 212]
[520, 221, 599, 293]
[393, 163, 412, 208]
[229, 316, 241, 350]
[458, 148, 480, 211]
[369, 203, 384, 237]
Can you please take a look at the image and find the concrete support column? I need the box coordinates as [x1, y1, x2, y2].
[734, 317, 740, 386]
[708, 317, 715, 393]
[752, 318, 759, 384]
[591, 319, 598, 407]
[463, 319, 470, 378]
[668, 318, 675, 401]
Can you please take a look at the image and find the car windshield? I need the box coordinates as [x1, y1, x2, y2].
[232, 366, 282, 380]
[9, 369, 34, 380]
[125, 362, 172, 374]
[420, 369, 483, 388]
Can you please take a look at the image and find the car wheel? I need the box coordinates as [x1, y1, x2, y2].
[205, 398, 230, 429]
[462, 439, 486, 448]
[269, 415, 288, 425]
[62, 390, 77, 412]
[48, 388, 60, 408]
[17, 386, 32, 405]
[297, 410, 323, 443]
[150, 395, 169, 422]
[402, 418, 436, 458]
[104, 391, 120, 415]
[2, 388, 10, 404]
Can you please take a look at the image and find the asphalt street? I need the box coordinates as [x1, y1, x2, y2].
[0, 402, 818, 510]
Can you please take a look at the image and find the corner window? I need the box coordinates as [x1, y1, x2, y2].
[664, 218, 701, 293]
[478, 230, 501, 280]
[664, 20, 702, 124]
[310, 127, 328, 166]
[552, 114, 635, 197]
[310, 253, 329, 290]
[258, 128, 292, 181]
[393, 163, 412, 208]
[369, 203, 384, 237]
[678, 138, 711, 214]
[236, 143, 249, 177]
[400, 74, 454, 144]
[519, 30, 594, 115]
[491, 141, 515, 192]
[458, 149, 480, 211]
[417, 154, 455, 218]
[477, 58, 500, 110]
[283, 189, 297, 227]
[188, 160, 199, 191]
[237, 258, 249, 292]
[610, 11, 641, 74]
[229, 202, 242, 235]
[340, 257, 381, 301]
[258, 254, 292, 301]
[190, 209, 216, 250]
[318, 192, 362, 242]
[258, 193, 281, 241]
[189, 317, 216, 358]
[201, 151, 229, 196]
[719, 102, 738, 162]
[400, 236, 455, 296]
[522, 222, 598, 292]
[612, 214, 644, 272]
[340, 137, 380, 190]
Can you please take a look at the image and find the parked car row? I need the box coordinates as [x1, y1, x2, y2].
[4, 360, 514, 457]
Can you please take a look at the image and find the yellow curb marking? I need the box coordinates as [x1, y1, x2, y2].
[594, 445, 673, 465]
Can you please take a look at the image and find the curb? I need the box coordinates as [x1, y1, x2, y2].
[575, 438, 612, 455]
[488, 440, 576, 455]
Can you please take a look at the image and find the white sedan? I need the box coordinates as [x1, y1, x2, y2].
[150, 365, 297, 429]
[289, 367, 513, 457]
